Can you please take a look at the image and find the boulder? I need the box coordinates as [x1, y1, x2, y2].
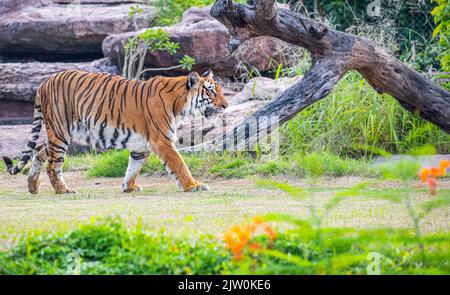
[0, 3, 156, 55]
[0, 0, 51, 15]
[103, 6, 295, 76]
[53, 0, 143, 3]
[0, 124, 89, 157]
[232, 77, 298, 103]
[175, 77, 299, 148]
[0, 58, 119, 103]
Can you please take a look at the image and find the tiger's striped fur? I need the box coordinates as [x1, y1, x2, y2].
[2, 70, 228, 194]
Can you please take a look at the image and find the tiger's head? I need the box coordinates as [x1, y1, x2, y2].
[186, 70, 228, 119]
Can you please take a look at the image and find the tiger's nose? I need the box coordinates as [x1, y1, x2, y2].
[221, 100, 228, 109]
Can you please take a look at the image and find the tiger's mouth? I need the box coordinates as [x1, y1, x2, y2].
[203, 105, 220, 118]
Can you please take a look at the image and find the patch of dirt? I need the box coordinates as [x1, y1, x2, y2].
[0, 124, 46, 158]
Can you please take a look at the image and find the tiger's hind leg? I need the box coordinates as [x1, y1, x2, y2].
[153, 142, 209, 192]
[46, 138, 76, 194]
[27, 144, 48, 194]
[121, 151, 150, 193]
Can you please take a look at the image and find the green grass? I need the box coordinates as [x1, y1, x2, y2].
[84, 150, 379, 179]
[280, 71, 450, 157]
[85, 148, 442, 181]
[150, 0, 247, 26]
[0, 217, 448, 274]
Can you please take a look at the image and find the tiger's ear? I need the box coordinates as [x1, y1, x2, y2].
[202, 69, 214, 78]
[187, 72, 200, 89]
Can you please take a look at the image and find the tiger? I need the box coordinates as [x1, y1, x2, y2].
[2, 70, 228, 194]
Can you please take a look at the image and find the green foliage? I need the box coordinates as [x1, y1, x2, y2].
[379, 159, 422, 182]
[83, 149, 433, 181]
[280, 72, 450, 157]
[180, 55, 196, 71]
[87, 150, 162, 178]
[293, 152, 374, 177]
[432, 0, 450, 84]
[128, 4, 144, 18]
[151, 0, 216, 26]
[0, 217, 448, 274]
[85, 150, 378, 179]
[0, 217, 230, 275]
[151, 0, 248, 26]
[250, 177, 450, 274]
[123, 8, 196, 79]
[139, 28, 180, 55]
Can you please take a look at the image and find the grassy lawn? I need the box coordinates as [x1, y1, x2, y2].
[0, 167, 449, 274]
[1, 151, 449, 274]
[1, 166, 449, 248]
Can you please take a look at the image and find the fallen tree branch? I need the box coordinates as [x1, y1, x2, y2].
[182, 0, 450, 152]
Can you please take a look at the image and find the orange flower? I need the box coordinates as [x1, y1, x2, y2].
[263, 224, 276, 240]
[428, 177, 437, 196]
[431, 167, 441, 177]
[224, 216, 277, 260]
[419, 168, 430, 182]
[250, 242, 262, 251]
[224, 232, 234, 249]
[439, 159, 450, 169]
[439, 159, 450, 176]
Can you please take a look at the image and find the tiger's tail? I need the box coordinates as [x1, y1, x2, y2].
[3, 94, 44, 175]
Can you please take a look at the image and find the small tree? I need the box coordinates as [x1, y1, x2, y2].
[123, 5, 196, 80]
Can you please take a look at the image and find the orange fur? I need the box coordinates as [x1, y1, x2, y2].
[3, 70, 228, 194]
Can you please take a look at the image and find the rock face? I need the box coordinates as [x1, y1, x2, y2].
[176, 77, 299, 148]
[232, 77, 298, 103]
[103, 6, 294, 76]
[53, 0, 144, 3]
[0, 3, 156, 55]
[0, 0, 51, 15]
[0, 58, 119, 103]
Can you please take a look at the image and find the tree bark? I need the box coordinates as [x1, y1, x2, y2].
[182, 0, 450, 152]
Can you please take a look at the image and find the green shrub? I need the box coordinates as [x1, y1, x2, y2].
[151, 0, 248, 26]
[0, 217, 448, 274]
[432, 0, 450, 89]
[0, 217, 230, 275]
[432, 0, 450, 73]
[151, 0, 216, 26]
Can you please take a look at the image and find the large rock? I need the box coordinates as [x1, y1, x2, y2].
[0, 3, 156, 55]
[53, 0, 144, 3]
[0, 0, 51, 15]
[0, 58, 119, 103]
[103, 6, 295, 76]
[176, 77, 299, 148]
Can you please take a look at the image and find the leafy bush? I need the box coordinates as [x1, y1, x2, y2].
[151, 0, 216, 26]
[151, 0, 249, 26]
[0, 217, 230, 275]
[432, 0, 450, 88]
[0, 217, 448, 274]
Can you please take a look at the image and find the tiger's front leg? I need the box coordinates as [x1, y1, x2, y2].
[121, 151, 150, 193]
[154, 141, 209, 192]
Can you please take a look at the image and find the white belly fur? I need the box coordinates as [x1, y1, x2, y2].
[70, 121, 150, 152]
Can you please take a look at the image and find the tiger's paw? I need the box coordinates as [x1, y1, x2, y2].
[121, 183, 142, 193]
[55, 187, 77, 194]
[185, 182, 209, 192]
[27, 176, 40, 194]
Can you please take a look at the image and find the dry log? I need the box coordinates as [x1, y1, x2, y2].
[182, 0, 450, 152]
